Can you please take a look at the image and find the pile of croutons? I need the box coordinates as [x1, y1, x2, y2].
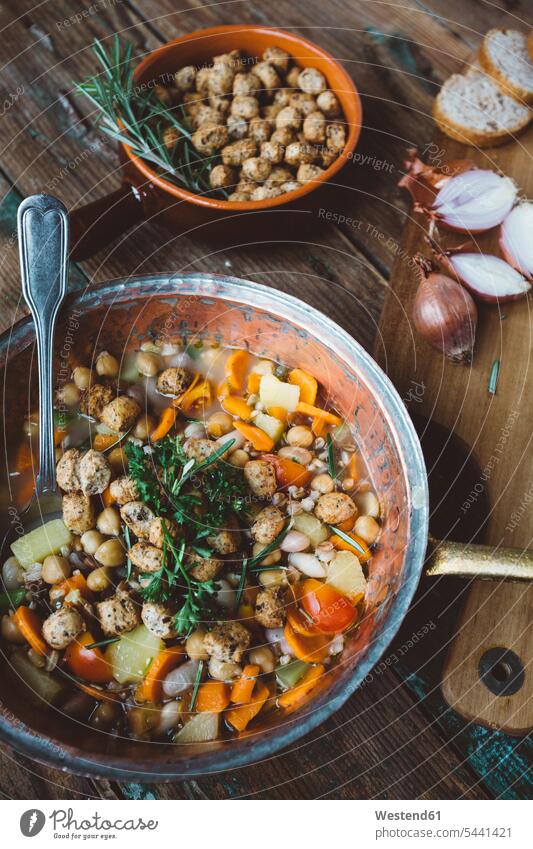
[158, 46, 347, 201]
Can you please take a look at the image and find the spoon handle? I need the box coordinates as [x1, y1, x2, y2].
[18, 195, 69, 495]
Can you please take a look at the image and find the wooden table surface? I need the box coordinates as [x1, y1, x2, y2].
[0, 0, 532, 800]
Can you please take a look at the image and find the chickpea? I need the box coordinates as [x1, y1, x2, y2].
[303, 110, 327, 143]
[96, 507, 121, 537]
[107, 446, 128, 472]
[228, 191, 251, 202]
[254, 61, 281, 93]
[274, 90, 291, 109]
[72, 366, 92, 390]
[133, 414, 156, 441]
[226, 114, 248, 141]
[2, 556, 24, 590]
[316, 89, 341, 118]
[206, 411, 233, 438]
[242, 157, 272, 183]
[310, 473, 335, 494]
[233, 72, 261, 96]
[221, 138, 258, 167]
[263, 46, 290, 73]
[192, 104, 219, 129]
[208, 656, 242, 682]
[196, 67, 211, 93]
[231, 95, 259, 120]
[286, 65, 301, 88]
[275, 106, 301, 132]
[270, 128, 295, 148]
[326, 122, 347, 153]
[251, 185, 282, 200]
[162, 126, 181, 151]
[253, 542, 282, 567]
[136, 350, 162, 377]
[285, 142, 317, 167]
[41, 554, 71, 585]
[286, 425, 314, 448]
[262, 103, 283, 121]
[208, 62, 235, 97]
[94, 538, 126, 568]
[228, 449, 250, 468]
[174, 65, 196, 93]
[192, 122, 229, 155]
[81, 529, 106, 556]
[154, 84, 173, 106]
[248, 645, 275, 674]
[298, 67, 327, 96]
[186, 629, 208, 661]
[258, 568, 286, 587]
[96, 351, 119, 378]
[321, 148, 338, 168]
[209, 164, 237, 190]
[1, 614, 25, 643]
[87, 566, 113, 592]
[297, 163, 325, 183]
[278, 445, 313, 465]
[237, 180, 259, 195]
[248, 117, 273, 144]
[353, 515, 380, 545]
[56, 382, 80, 407]
[209, 95, 231, 116]
[260, 141, 284, 164]
[268, 165, 294, 184]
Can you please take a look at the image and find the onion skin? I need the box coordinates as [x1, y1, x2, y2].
[398, 148, 476, 212]
[412, 256, 477, 364]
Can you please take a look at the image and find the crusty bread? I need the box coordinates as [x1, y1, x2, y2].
[433, 67, 530, 147]
[478, 28, 533, 105]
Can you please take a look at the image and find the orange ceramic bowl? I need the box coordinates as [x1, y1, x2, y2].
[70, 26, 362, 258]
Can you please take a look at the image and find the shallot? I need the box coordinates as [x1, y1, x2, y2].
[500, 203, 533, 280]
[432, 169, 517, 233]
[412, 256, 477, 364]
[398, 148, 475, 210]
[439, 249, 530, 303]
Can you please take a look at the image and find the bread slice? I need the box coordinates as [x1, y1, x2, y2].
[433, 67, 530, 147]
[479, 28, 533, 105]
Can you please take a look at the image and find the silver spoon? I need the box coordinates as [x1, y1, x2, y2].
[17, 195, 69, 525]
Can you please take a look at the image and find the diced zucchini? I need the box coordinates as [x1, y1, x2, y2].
[11, 519, 72, 569]
[10, 651, 65, 705]
[173, 711, 219, 744]
[254, 412, 285, 443]
[326, 551, 367, 602]
[259, 374, 300, 412]
[292, 513, 329, 547]
[276, 660, 309, 690]
[105, 625, 164, 684]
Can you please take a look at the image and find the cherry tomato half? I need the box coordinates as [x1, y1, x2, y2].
[64, 632, 112, 684]
[261, 453, 313, 489]
[300, 579, 357, 634]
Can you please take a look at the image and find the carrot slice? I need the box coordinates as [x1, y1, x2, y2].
[261, 453, 313, 489]
[176, 378, 211, 415]
[329, 532, 371, 563]
[217, 381, 231, 399]
[195, 680, 231, 713]
[247, 372, 261, 395]
[225, 350, 250, 392]
[222, 396, 254, 420]
[233, 421, 274, 451]
[53, 572, 92, 601]
[311, 416, 327, 437]
[54, 428, 67, 446]
[296, 402, 341, 425]
[278, 664, 325, 711]
[267, 406, 287, 422]
[12, 606, 48, 656]
[288, 369, 318, 405]
[150, 406, 177, 442]
[225, 682, 269, 731]
[283, 622, 330, 662]
[230, 664, 260, 704]
[286, 606, 322, 638]
[92, 433, 118, 452]
[73, 680, 122, 704]
[136, 645, 185, 703]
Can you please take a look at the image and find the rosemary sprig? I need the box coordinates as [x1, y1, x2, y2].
[189, 659, 204, 711]
[124, 524, 133, 582]
[330, 524, 368, 558]
[75, 36, 223, 196]
[85, 636, 120, 650]
[326, 433, 336, 479]
[488, 359, 500, 395]
[235, 521, 292, 609]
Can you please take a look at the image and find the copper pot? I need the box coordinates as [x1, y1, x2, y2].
[0, 274, 529, 780]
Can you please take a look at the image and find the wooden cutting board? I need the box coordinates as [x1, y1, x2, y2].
[375, 123, 533, 735]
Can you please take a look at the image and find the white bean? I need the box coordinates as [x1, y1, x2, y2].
[162, 659, 199, 696]
[288, 551, 326, 578]
[166, 351, 195, 369]
[184, 421, 206, 438]
[264, 628, 294, 656]
[217, 429, 245, 451]
[215, 578, 236, 610]
[280, 530, 310, 552]
[155, 700, 181, 735]
[2, 557, 24, 590]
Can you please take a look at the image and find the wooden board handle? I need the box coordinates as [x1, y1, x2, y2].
[426, 538, 533, 581]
